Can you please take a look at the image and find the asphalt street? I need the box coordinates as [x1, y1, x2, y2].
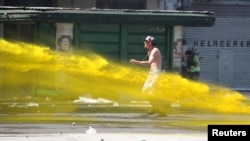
[0, 101, 208, 141]
[0, 91, 249, 141]
[0, 114, 207, 141]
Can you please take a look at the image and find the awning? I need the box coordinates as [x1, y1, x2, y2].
[0, 7, 215, 27]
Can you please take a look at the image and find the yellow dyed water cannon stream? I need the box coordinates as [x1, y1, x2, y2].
[0, 39, 249, 114]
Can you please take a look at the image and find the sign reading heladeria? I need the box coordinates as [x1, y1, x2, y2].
[192, 40, 250, 48]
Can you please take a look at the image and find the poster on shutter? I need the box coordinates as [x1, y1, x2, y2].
[56, 23, 73, 54]
[55, 23, 74, 95]
[173, 26, 183, 73]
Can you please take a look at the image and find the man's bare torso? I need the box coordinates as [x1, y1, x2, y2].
[148, 47, 162, 71]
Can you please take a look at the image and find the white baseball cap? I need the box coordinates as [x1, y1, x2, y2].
[144, 36, 155, 42]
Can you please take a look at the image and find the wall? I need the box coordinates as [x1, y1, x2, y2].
[147, 0, 159, 9]
[58, 0, 159, 9]
[58, 0, 95, 8]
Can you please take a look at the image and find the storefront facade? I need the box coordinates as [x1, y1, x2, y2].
[184, 4, 250, 90]
[0, 7, 215, 71]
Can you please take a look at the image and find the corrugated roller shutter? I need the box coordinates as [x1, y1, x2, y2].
[198, 49, 219, 83]
[78, 23, 120, 60]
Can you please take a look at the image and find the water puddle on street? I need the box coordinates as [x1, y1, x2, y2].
[0, 39, 250, 128]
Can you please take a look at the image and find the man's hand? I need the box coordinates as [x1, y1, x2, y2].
[130, 59, 137, 65]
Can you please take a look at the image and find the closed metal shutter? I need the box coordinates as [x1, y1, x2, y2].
[77, 23, 169, 63]
[78, 23, 120, 60]
[184, 5, 250, 90]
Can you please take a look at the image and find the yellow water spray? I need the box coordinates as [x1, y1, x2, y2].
[0, 39, 249, 116]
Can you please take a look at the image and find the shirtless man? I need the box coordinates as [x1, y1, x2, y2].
[130, 35, 163, 115]
[130, 36, 162, 72]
